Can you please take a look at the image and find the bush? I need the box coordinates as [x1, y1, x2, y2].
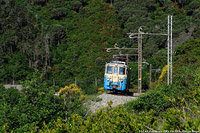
[40, 103, 157, 132]
[126, 86, 172, 116]
[50, 8, 67, 20]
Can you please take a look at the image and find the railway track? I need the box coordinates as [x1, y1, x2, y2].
[106, 91, 135, 97]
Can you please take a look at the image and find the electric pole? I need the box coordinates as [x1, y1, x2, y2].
[128, 15, 172, 93]
[105, 16, 173, 95]
[167, 15, 173, 85]
[138, 32, 142, 93]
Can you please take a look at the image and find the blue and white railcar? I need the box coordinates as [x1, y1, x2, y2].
[104, 61, 129, 91]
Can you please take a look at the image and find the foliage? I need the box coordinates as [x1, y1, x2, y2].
[58, 84, 81, 95]
[126, 86, 172, 116]
[0, 0, 121, 92]
[175, 39, 200, 57]
[0, 0, 200, 132]
[40, 103, 157, 132]
[97, 87, 105, 94]
[125, 38, 200, 130]
[157, 65, 168, 85]
[0, 73, 86, 132]
[0, 0, 199, 91]
[37, 53, 200, 131]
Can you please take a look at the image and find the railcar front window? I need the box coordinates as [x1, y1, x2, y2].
[119, 67, 125, 75]
[107, 66, 112, 74]
[114, 66, 118, 74]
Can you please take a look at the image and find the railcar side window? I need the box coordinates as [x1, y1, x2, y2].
[119, 67, 125, 75]
[107, 66, 112, 74]
[114, 66, 118, 74]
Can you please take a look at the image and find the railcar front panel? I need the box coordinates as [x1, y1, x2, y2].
[104, 61, 128, 91]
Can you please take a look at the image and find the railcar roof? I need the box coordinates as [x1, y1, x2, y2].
[106, 61, 127, 67]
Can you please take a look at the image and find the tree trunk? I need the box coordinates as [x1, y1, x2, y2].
[45, 34, 50, 66]
[29, 59, 31, 67]
[12, 78, 15, 85]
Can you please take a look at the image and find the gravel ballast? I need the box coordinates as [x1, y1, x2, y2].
[89, 93, 137, 113]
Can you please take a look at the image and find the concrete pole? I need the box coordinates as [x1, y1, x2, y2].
[170, 15, 173, 85]
[167, 15, 170, 85]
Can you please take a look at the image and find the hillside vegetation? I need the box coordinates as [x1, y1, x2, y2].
[1, 0, 199, 91]
[0, 0, 200, 132]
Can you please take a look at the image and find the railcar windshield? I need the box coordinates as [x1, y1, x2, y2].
[119, 67, 125, 75]
[113, 66, 118, 74]
[107, 66, 113, 74]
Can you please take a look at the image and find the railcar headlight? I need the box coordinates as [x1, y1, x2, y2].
[107, 78, 110, 81]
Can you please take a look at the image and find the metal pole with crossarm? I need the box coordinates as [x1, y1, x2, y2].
[105, 16, 172, 95]
[138, 33, 142, 93]
[128, 20, 171, 93]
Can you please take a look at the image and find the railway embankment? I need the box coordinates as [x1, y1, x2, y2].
[88, 93, 137, 113]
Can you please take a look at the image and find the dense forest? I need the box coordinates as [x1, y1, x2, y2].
[0, 0, 200, 132]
